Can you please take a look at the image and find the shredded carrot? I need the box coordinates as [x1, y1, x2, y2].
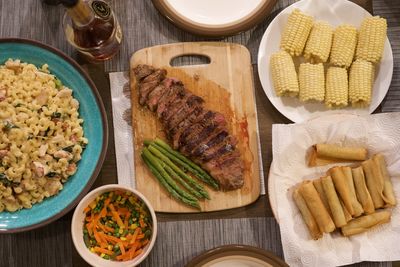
[124, 212, 131, 229]
[130, 228, 140, 244]
[93, 247, 114, 256]
[141, 239, 149, 247]
[108, 203, 116, 212]
[83, 206, 91, 213]
[118, 242, 126, 255]
[131, 249, 143, 260]
[136, 234, 145, 240]
[112, 211, 125, 228]
[139, 218, 145, 228]
[97, 221, 113, 233]
[93, 228, 102, 244]
[118, 207, 129, 214]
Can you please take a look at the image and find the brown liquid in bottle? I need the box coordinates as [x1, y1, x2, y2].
[62, 0, 122, 61]
[73, 17, 114, 48]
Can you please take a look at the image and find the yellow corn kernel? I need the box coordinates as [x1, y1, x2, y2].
[304, 21, 333, 63]
[280, 9, 314, 56]
[270, 50, 299, 97]
[330, 25, 358, 68]
[325, 67, 348, 108]
[349, 59, 375, 108]
[356, 16, 387, 63]
[298, 63, 325, 102]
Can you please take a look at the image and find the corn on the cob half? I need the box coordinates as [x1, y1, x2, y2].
[299, 63, 325, 102]
[325, 67, 348, 108]
[356, 16, 387, 63]
[304, 21, 333, 63]
[280, 9, 314, 56]
[330, 25, 358, 68]
[270, 50, 299, 97]
[349, 59, 375, 108]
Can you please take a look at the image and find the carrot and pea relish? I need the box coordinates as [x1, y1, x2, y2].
[83, 190, 153, 261]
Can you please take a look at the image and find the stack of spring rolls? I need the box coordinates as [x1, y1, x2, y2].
[294, 145, 396, 240]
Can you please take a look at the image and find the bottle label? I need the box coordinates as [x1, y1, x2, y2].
[91, 1, 111, 20]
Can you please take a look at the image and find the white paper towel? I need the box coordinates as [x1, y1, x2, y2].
[109, 71, 265, 194]
[270, 113, 400, 267]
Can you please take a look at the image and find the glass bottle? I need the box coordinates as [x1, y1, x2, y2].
[61, 0, 122, 62]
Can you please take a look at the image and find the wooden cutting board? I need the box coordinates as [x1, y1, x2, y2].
[129, 42, 261, 212]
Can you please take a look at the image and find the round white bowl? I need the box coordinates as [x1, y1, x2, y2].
[71, 184, 157, 267]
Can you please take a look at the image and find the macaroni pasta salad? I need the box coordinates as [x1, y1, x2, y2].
[0, 59, 87, 212]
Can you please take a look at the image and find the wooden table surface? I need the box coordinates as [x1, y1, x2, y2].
[0, 0, 399, 266]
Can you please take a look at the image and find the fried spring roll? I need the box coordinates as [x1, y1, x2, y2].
[362, 159, 385, 209]
[315, 144, 368, 161]
[329, 167, 355, 215]
[352, 166, 375, 214]
[313, 178, 333, 217]
[342, 166, 364, 217]
[341, 210, 391, 236]
[293, 187, 323, 240]
[299, 181, 335, 233]
[340, 199, 353, 222]
[373, 154, 396, 206]
[321, 176, 347, 227]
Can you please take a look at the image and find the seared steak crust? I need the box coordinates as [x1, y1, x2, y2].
[133, 64, 244, 190]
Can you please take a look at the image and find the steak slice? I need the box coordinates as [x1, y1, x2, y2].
[170, 108, 208, 148]
[146, 83, 165, 111]
[160, 91, 189, 122]
[165, 97, 204, 134]
[175, 111, 215, 149]
[189, 129, 229, 158]
[133, 64, 155, 81]
[203, 152, 244, 190]
[178, 112, 225, 154]
[156, 80, 185, 118]
[138, 69, 166, 105]
[196, 135, 238, 163]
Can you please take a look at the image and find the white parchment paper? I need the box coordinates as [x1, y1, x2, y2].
[270, 113, 400, 266]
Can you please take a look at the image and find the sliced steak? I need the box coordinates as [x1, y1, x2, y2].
[205, 154, 244, 190]
[165, 97, 204, 134]
[138, 69, 166, 105]
[178, 112, 223, 154]
[133, 64, 155, 81]
[189, 129, 229, 158]
[135, 64, 244, 190]
[160, 91, 189, 122]
[170, 108, 210, 148]
[197, 135, 238, 163]
[156, 81, 185, 118]
[146, 83, 165, 111]
[175, 111, 215, 149]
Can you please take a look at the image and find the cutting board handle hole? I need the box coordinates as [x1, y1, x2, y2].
[170, 54, 211, 67]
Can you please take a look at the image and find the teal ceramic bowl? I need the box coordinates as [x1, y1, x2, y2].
[0, 38, 108, 232]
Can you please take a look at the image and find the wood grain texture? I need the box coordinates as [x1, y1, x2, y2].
[130, 42, 261, 212]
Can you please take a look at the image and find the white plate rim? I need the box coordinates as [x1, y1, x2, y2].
[257, 0, 394, 123]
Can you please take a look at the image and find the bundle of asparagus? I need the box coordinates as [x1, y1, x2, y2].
[141, 138, 219, 210]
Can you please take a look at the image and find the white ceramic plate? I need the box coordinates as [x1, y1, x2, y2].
[165, 0, 265, 26]
[257, 0, 393, 123]
[152, 0, 277, 36]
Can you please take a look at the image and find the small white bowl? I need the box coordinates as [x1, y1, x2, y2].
[71, 184, 157, 267]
